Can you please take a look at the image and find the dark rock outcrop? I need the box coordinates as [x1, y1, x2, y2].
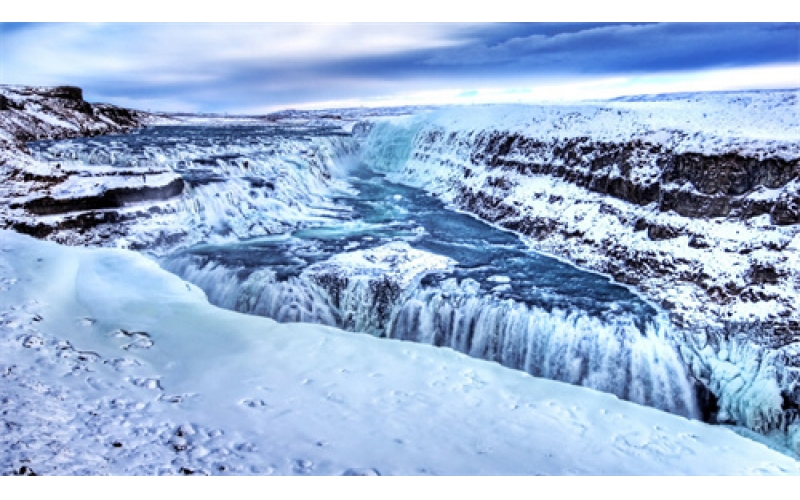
[0, 85, 150, 145]
[19, 178, 185, 216]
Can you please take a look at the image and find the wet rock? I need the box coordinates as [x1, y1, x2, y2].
[746, 263, 785, 285]
[771, 194, 800, 225]
[647, 223, 681, 241]
[14, 465, 37, 476]
[663, 152, 797, 196]
[688, 234, 711, 249]
[22, 178, 184, 216]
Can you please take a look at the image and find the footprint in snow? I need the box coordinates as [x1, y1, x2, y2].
[292, 459, 314, 474]
[241, 398, 270, 409]
[159, 393, 195, 404]
[21, 334, 44, 348]
[341, 468, 381, 476]
[76, 317, 96, 327]
[128, 377, 163, 391]
[122, 336, 154, 350]
[105, 357, 141, 371]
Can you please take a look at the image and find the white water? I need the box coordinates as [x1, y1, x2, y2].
[389, 280, 697, 417]
[163, 252, 700, 419]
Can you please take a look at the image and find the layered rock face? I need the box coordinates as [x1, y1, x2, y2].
[0, 85, 147, 146]
[363, 91, 800, 443]
[0, 85, 177, 245]
[472, 133, 799, 224]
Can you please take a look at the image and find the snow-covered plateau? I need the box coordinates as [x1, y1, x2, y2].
[2, 85, 800, 474]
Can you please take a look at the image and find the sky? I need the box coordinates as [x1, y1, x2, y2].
[1, 19, 798, 113]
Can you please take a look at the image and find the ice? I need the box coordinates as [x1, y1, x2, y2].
[1, 229, 799, 474]
[4, 86, 800, 473]
[306, 241, 454, 289]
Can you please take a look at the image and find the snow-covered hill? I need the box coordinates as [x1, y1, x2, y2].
[0, 85, 148, 146]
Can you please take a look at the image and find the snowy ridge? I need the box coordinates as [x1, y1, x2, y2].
[0, 85, 148, 146]
[361, 89, 800, 446]
[2, 229, 799, 475]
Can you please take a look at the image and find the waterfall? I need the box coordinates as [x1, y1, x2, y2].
[162, 254, 339, 326]
[163, 254, 700, 419]
[388, 278, 698, 418]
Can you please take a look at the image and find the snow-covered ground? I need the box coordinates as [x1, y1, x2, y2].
[2, 229, 799, 475]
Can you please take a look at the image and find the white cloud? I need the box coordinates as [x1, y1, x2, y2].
[2, 23, 472, 87]
[271, 63, 800, 111]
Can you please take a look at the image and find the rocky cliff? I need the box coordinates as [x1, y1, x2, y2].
[0, 85, 147, 146]
[363, 90, 800, 446]
[0, 85, 188, 246]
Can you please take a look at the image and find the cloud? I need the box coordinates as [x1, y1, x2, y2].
[424, 23, 800, 74]
[1, 22, 797, 113]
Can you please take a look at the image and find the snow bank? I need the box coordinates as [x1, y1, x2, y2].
[1, 229, 799, 474]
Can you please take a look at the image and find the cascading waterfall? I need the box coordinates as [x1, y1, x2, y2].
[30, 126, 361, 244]
[163, 253, 700, 419]
[161, 254, 339, 326]
[46, 121, 703, 421]
[388, 278, 697, 417]
[30, 117, 798, 450]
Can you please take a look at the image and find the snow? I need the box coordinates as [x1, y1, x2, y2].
[1, 229, 799, 475]
[306, 241, 455, 289]
[4, 86, 800, 474]
[414, 89, 800, 159]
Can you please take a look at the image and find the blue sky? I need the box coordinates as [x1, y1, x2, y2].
[1, 22, 798, 113]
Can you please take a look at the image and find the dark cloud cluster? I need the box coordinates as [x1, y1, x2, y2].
[423, 23, 800, 74]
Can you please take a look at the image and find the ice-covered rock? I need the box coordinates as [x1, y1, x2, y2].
[301, 241, 455, 335]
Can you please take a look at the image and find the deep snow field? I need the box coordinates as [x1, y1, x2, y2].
[1, 229, 799, 475]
